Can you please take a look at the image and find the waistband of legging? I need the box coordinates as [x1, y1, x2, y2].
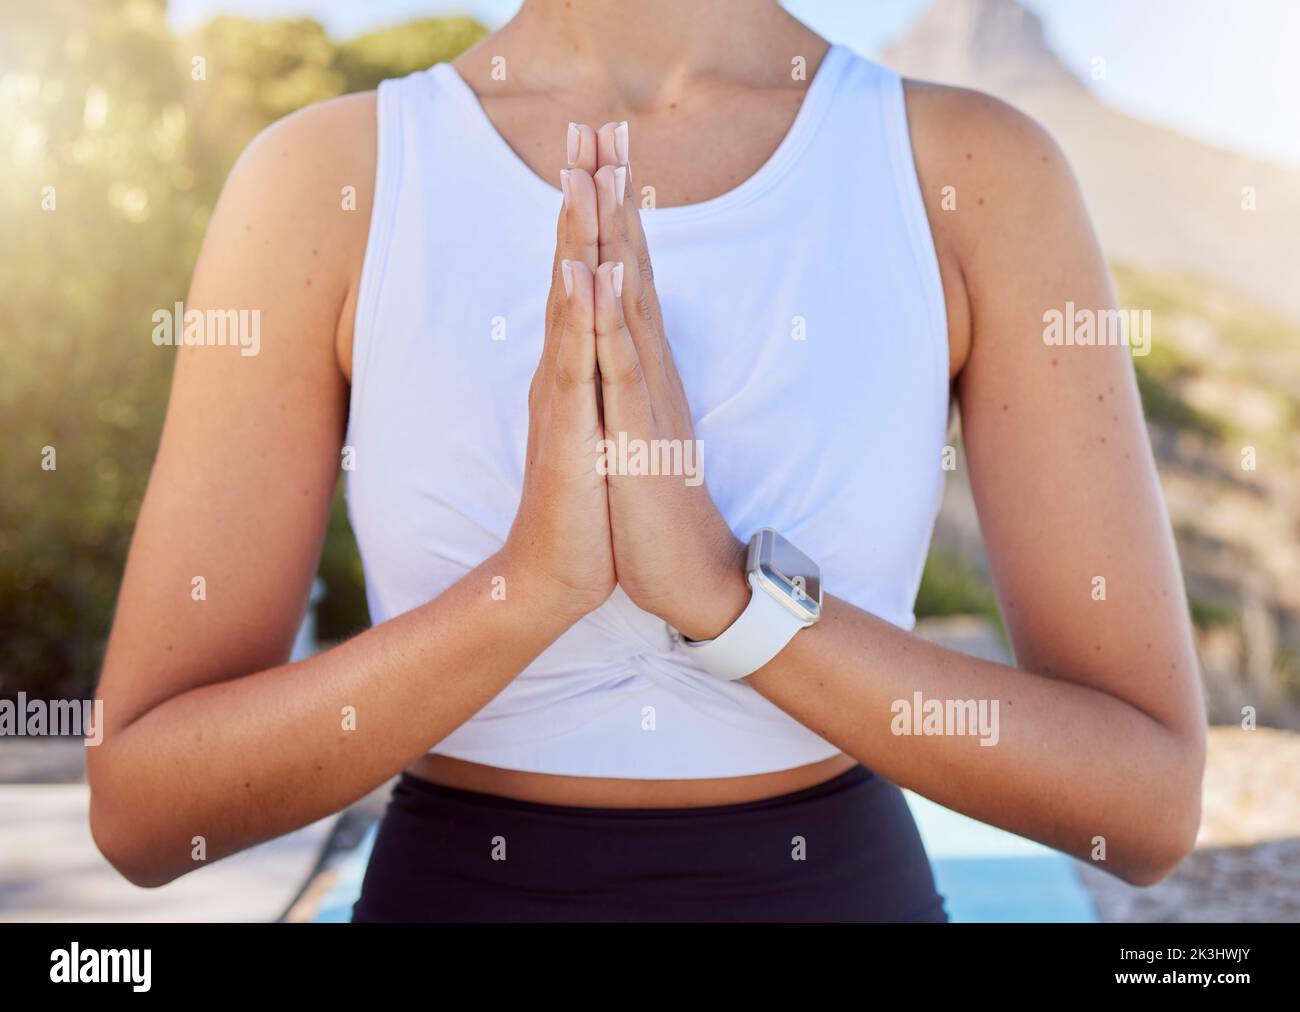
[392, 762, 874, 821]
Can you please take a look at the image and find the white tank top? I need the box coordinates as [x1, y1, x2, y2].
[346, 45, 949, 779]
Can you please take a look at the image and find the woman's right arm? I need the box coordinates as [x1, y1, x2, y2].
[88, 102, 611, 887]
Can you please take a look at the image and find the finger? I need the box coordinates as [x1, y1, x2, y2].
[596, 120, 629, 171]
[593, 165, 656, 317]
[593, 122, 692, 431]
[549, 259, 599, 440]
[593, 122, 661, 326]
[567, 122, 599, 176]
[556, 259, 597, 387]
[594, 161, 632, 268]
[594, 162, 663, 378]
[592, 136, 693, 415]
[542, 166, 599, 378]
[595, 260, 656, 445]
[556, 167, 599, 273]
[593, 121, 644, 308]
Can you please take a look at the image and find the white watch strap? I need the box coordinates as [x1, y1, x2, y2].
[679, 575, 807, 681]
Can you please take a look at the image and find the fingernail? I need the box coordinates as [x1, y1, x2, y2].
[561, 259, 574, 297]
[613, 165, 626, 206]
[566, 122, 579, 166]
[559, 169, 571, 208]
[611, 262, 624, 299]
[614, 121, 629, 165]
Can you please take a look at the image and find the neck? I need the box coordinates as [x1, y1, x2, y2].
[499, 0, 815, 106]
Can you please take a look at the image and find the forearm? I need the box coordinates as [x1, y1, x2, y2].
[89, 550, 576, 886]
[747, 595, 1204, 883]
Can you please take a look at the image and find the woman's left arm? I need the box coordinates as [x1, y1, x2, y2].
[754, 89, 1206, 886]
[587, 101, 1206, 886]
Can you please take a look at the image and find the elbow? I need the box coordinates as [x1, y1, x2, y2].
[88, 797, 180, 890]
[1112, 811, 1199, 888]
[1110, 729, 1206, 888]
[86, 751, 185, 889]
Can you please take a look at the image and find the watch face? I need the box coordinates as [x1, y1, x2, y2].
[748, 528, 822, 623]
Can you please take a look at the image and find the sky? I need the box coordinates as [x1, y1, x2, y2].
[167, 0, 1300, 171]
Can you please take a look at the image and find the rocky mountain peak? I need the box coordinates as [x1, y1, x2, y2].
[882, 0, 1086, 96]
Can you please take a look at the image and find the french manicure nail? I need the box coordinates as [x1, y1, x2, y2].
[559, 169, 571, 208]
[613, 166, 627, 206]
[566, 122, 579, 166]
[611, 262, 624, 299]
[614, 121, 629, 165]
[561, 259, 574, 297]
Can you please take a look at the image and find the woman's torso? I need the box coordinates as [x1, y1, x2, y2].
[336, 41, 964, 805]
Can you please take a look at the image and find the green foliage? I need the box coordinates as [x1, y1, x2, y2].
[1132, 362, 1223, 438]
[1276, 645, 1300, 704]
[914, 552, 1002, 626]
[1111, 261, 1300, 364]
[338, 17, 489, 92]
[0, 5, 485, 699]
[317, 488, 370, 645]
[186, 17, 349, 160]
[1187, 595, 1238, 630]
[2, 0, 204, 699]
[1112, 260, 1300, 444]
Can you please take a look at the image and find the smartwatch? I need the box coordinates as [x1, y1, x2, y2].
[678, 528, 822, 681]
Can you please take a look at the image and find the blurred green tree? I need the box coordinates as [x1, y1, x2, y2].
[0, 1, 486, 699]
[338, 17, 489, 91]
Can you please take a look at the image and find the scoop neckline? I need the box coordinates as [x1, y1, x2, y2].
[430, 44, 849, 226]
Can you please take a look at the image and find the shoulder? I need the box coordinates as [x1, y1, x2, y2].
[902, 80, 1053, 143]
[898, 80, 1097, 373]
[208, 92, 379, 377]
[223, 91, 378, 225]
[244, 90, 378, 159]
[901, 80, 1070, 182]
[901, 80, 1088, 257]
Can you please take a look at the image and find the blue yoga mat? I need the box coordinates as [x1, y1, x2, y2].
[905, 791, 1099, 922]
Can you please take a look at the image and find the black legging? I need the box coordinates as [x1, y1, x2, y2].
[352, 764, 947, 922]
